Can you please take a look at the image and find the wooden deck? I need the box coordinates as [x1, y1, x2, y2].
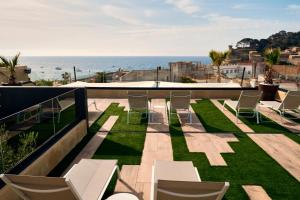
[63, 116, 118, 175]
[115, 99, 173, 200]
[258, 106, 300, 133]
[179, 105, 239, 166]
[242, 185, 272, 200]
[248, 134, 300, 182]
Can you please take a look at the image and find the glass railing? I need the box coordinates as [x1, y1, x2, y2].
[0, 89, 77, 173]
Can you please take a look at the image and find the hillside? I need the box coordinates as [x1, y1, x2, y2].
[236, 30, 300, 52]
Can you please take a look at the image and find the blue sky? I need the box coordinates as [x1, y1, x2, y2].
[0, 0, 299, 56]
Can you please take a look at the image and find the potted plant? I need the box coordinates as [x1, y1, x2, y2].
[259, 48, 280, 100]
[209, 50, 229, 83]
[0, 52, 21, 86]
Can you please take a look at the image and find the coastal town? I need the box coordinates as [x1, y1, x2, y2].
[1, 41, 300, 89]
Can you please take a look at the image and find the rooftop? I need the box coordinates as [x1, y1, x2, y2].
[0, 86, 299, 199]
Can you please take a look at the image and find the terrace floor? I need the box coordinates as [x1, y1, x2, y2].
[53, 98, 300, 200]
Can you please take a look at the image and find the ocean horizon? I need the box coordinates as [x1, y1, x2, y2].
[19, 56, 211, 81]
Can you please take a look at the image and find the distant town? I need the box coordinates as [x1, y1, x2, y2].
[1, 31, 300, 89]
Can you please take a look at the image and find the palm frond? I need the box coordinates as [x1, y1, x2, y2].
[0, 56, 11, 67]
[12, 52, 20, 67]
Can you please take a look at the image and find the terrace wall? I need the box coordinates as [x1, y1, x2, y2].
[87, 88, 248, 99]
[0, 120, 87, 200]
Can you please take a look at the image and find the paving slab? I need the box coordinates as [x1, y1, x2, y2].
[242, 185, 272, 200]
[248, 133, 300, 182]
[179, 103, 238, 166]
[258, 106, 300, 133]
[63, 116, 118, 175]
[115, 99, 173, 200]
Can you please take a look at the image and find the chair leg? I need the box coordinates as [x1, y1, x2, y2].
[222, 101, 226, 111]
[256, 111, 259, 124]
[127, 111, 130, 124]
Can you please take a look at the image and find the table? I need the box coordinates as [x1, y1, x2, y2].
[106, 193, 139, 200]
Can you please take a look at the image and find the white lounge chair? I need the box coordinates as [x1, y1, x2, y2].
[260, 90, 300, 121]
[223, 90, 262, 124]
[151, 160, 229, 200]
[167, 91, 192, 124]
[127, 90, 150, 124]
[0, 159, 119, 200]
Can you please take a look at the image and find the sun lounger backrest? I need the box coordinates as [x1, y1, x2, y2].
[170, 91, 191, 110]
[157, 180, 229, 200]
[128, 91, 148, 110]
[0, 174, 78, 200]
[280, 91, 300, 110]
[237, 91, 261, 110]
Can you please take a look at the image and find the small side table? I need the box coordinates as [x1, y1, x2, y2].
[106, 193, 139, 200]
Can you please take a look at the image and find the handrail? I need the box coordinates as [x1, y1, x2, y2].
[0, 89, 77, 121]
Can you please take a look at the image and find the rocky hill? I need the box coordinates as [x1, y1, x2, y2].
[236, 30, 300, 52]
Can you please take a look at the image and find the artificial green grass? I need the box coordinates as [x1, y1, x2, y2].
[49, 102, 147, 198]
[169, 99, 300, 199]
[219, 100, 300, 144]
[48, 103, 122, 176]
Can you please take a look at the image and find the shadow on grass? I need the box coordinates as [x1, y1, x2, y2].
[169, 100, 300, 199]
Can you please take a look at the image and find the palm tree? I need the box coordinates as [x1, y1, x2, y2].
[0, 53, 21, 85]
[209, 50, 229, 83]
[263, 48, 280, 84]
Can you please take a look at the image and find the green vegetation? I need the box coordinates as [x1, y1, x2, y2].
[264, 48, 281, 84]
[169, 99, 300, 199]
[0, 126, 38, 173]
[0, 52, 20, 85]
[181, 76, 197, 83]
[35, 79, 53, 86]
[220, 100, 300, 144]
[237, 30, 300, 52]
[95, 72, 107, 83]
[209, 50, 229, 83]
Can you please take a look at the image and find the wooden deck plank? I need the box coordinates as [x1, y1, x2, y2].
[243, 185, 272, 200]
[248, 134, 300, 181]
[114, 99, 173, 200]
[258, 106, 300, 133]
[63, 116, 118, 175]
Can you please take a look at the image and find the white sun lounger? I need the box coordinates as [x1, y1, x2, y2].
[151, 160, 229, 200]
[127, 90, 150, 124]
[0, 159, 119, 200]
[260, 90, 300, 121]
[167, 91, 192, 124]
[223, 90, 262, 124]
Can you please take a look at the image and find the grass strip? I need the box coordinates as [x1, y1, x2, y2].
[170, 99, 300, 199]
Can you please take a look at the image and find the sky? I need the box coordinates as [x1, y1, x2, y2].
[0, 0, 300, 56]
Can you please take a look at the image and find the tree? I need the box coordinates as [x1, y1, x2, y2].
[95, 72, 107, 83]
[263, 48, 280, 84]
[209, 50, 229, 83]
[0, 52, 21, 85]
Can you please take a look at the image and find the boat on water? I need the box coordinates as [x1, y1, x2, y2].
[55, 67, 62, 70]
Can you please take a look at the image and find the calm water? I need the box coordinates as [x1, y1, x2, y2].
[20, 56, 211, 81]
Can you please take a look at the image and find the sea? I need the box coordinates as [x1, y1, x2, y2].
[19, 56, 211, 81]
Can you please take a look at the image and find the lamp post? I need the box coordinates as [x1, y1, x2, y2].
[156, 66, 161, 87]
